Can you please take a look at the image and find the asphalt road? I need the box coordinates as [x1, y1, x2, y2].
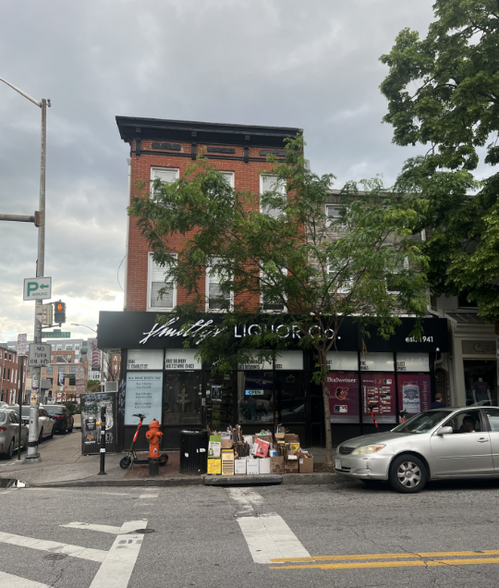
[1, 476, 499, 587]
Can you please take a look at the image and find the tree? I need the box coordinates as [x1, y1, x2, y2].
[128, 136, 429, 463]
[380, 0, 499, 320]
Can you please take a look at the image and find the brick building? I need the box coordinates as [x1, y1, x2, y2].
[0, 345, 23, 404]
[98, 116, 447, 452]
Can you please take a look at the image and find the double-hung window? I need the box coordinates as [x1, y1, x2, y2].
[327, 261, 353, 295]
[386, 256, 409, 294]
[326, 204, 347, 228]
[260, 268, 287, 312]
[206, 257, 232, 312]
[151, 167, 179, 188]
[148, 253, 177, 311]
[260, 174, 286, 218]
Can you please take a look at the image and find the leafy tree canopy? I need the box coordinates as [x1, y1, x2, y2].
[380, 0, 499, 320]
[129, 136, 429, 462]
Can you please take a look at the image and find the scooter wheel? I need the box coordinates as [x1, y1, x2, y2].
[120, 456, 132, 469]
[159, 454, 168, 466]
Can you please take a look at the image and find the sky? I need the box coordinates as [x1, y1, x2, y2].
[0, 0, 437, 343]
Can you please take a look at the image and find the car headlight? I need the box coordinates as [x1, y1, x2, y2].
[351, 444, 386, 455]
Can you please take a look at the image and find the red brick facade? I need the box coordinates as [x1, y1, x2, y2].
[118, 118, 301, 312]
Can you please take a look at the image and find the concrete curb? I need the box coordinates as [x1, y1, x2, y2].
[21, 472, 339, 489]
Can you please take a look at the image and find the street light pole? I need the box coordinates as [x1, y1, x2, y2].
[0, 78, 50, 461]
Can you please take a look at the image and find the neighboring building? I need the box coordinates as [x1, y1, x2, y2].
[98, 117, 447, 451]
[0, 345, 23, 404]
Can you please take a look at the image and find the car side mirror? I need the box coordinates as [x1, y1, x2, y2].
[437, 426, 453, 435]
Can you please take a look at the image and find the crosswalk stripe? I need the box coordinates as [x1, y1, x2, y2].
[0, 570, 50, 587]
[0, 531, 106, 562]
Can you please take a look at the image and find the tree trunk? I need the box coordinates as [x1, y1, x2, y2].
[318, 348, 333, 464]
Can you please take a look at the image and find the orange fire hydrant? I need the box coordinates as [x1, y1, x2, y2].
[145, 419, 163, 459]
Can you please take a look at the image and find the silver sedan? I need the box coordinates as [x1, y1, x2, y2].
[0, 409, 28, 458]
[334, 406, 499, 493]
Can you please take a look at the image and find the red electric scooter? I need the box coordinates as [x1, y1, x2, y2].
[119, 413, 168, 469]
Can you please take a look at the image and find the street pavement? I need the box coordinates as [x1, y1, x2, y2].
[0, 425, 336, 488]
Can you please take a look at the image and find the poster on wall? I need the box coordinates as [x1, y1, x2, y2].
[361, 372, 396, 424]
[81, 392, 117, 455]
[398, 373, 431, 416]
[127, 349, 163, 370]
[328, 372, 360, 423]
[125, 372, 163, 425]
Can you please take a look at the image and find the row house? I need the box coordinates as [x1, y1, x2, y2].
[98, 116, 447, 451]
[0, 345, 24, 404]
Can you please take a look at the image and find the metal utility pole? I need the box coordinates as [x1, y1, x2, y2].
[0, 78, 50, 462]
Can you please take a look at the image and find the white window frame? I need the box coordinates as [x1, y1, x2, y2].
[260, 268, 287, 313]
[327, 262, 353, 295]
[205, 257, 233, 312]
[151, 167, 179, 187]
[147, 252, 177, 311]
[326, 204, 347, 228]
[219, 171, 235, 188]
[260, 174, 286, 218]
[386, 256, 410, 294]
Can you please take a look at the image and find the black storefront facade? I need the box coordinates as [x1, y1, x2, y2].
[98, 311, 450, 452]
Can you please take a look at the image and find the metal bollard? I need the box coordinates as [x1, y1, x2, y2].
[98, 406, 107, 476]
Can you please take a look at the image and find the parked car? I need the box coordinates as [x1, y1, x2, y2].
[334, 406, 499, 493]
[42, 404, 74, 434]
[0, 408, 28, 458]
[20, 406, 55, 442]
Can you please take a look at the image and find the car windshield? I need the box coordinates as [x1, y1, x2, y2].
[44, 406, 63, 415]
[392, 410, 450, 434]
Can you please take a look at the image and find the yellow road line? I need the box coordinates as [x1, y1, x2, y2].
[270, 549, 499, 563]
[270, 557, 499, 571]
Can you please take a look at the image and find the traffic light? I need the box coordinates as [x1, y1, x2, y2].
[54, 301, 66, 324]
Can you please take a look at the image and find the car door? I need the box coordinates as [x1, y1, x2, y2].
[482, 408, 499, 471]
[430, 409, 493, 476]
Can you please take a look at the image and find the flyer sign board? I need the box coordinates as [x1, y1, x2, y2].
[125, 372, 163, 425]
[328, 372, 360, 423]
[361, 372, 396, 424]
[398, 373, 431, 416]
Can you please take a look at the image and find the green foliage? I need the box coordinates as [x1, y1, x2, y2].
[86, 379, 101, 391]
[381, 0, 499, 321]
[63, 401, 80, 415]
[129, 135, 430, 461]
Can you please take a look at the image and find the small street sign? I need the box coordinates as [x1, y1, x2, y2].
[23, 277, 52, 300]
[41, 331, 71, 339]
[28, 343, 51, 367]
[17, 333, 28, 357]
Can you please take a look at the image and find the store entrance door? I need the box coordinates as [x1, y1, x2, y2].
[205, 371, 234, 432]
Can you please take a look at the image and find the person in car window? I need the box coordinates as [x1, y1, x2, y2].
[460, 416, 476, 433]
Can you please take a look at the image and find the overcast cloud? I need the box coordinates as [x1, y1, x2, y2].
[0, 0, 436, 342]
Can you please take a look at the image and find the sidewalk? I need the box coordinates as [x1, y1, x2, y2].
[0, 428, 336, 489]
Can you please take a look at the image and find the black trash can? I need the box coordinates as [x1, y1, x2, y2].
[179, 430, 208, 474]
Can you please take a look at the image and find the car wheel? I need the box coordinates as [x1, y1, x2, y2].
[389, 454, 427, 493]
[6, 439, 14, 459]
[67, 421, 73, 433]
[49, 427, 54, 439]
[38, 428, 44, 444]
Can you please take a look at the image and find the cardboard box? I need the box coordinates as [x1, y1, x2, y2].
[222, 449, 235, 476]
[299, 457, 314, 473]
[255, 434, 273, 444]
[285, 433, 300, 443]
[234, 459, 247, 475]
[259, 457, 271, 474]
[221, 439, 233, 449]
[247, 460, 260, 475]
[274, 432, 286, 441]
[285, 460, 299, 474]
[207, 458, 221, 475]
[270, 456, 285, 474]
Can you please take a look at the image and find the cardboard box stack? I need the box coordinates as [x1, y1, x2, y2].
[205, 424, 314, 476]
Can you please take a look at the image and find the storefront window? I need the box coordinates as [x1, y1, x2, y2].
[163, 371, 202, 425]
[238, 370, 274, 423]
[463, 360, 496, 405]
